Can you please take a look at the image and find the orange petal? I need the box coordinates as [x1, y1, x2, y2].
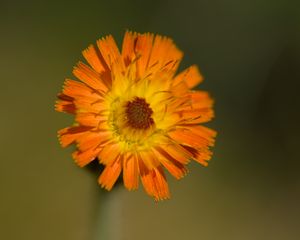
[174, 108, 214, 124]
[73, 62, 108, 93]
[169, 128, 210, 148]
[196, 125, 217, 138]
[160, 159, 188, 180]
[154, 147, 188, 179]
[98, 157, 122, 191]
[55, 100, 76, 114]
[168, 91, 213, 113]
[192, 147, 213, 167]
[138, 150, 160, 170]
[76, 131, 103, 152]
[158, 144, 190, 164]
[135, 32, 154, 77]
[168, 95, 192, 112]
[139, 161, 170, 201]
[82, 45, 106, 73]
[73, 98, 106, 113]
[173, 65, 203, 89]
[62, 79, 102, 100]
[98, 143, 120, 165]
[123, 153, 139, 190]
[147, 35, 183, 76]
[75, 112, 106, 127]
[82, 44, 112, 87]
[122, 31, 138, 66]
[97, 35, 125, 73]
[72, 147, 100, 167]
[188, 91, 214, 109]
[181, 145, 213, 167]
[171, 80, 189, 96]
[182, 125, 216, 147]
[58, 126, 93, 147]
[57, 93, 73, 101]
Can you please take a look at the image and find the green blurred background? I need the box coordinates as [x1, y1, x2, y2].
[1, 0, 300, 239]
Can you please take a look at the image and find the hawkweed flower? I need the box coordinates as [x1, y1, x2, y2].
[56, 31, 216, 201]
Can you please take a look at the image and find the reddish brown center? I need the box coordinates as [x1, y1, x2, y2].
[125, 97, 154, 129]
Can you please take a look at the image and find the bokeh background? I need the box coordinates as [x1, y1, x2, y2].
[1, 0, 300, 239]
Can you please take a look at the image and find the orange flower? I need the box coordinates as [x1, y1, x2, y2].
[56, 31, 216, 201]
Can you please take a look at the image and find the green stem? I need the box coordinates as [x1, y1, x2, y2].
[92, 188, 122, 240]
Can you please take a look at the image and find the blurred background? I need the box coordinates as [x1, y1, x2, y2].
[1, 0, 300, 239]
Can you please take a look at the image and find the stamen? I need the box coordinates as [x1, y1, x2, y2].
[125, 97, 154, 129]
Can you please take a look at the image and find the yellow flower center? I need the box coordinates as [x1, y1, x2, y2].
[107, 95, 159, 151]
[125, 97, 154, 129]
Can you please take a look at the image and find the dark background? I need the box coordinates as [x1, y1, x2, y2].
[1, 0, 300, 239]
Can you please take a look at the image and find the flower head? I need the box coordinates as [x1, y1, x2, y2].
[56, 31, 216, 201]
